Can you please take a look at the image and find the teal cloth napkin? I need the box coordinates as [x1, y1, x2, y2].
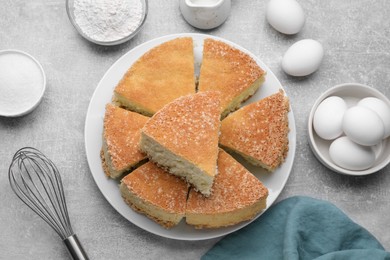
[202, 196, 390, 260]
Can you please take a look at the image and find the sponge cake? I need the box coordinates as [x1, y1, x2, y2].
[186, 149, 269, 229]
[120, 162, 189, 228]
[219, 90, 290, 171]
[198, 38, 265, 118]
[140, 91, 221, 197]
[101, 104, 148, 178]
[114, 37, 196, 116]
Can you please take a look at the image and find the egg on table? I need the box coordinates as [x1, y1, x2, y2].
[266, 0, 305, 35]
[313, 96, 347, 140]
[282, 39, 324, 77]
[342, 106, 385, 146]
[329, 136, 376, 171]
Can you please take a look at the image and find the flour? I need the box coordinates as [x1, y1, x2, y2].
[0, 52, 44, 115]
[73, 0, 144, 42]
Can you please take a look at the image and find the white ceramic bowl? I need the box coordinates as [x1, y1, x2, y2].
[0, 50, 46, 117]
[308, 83, 390, 175]
[66, 0, 148, 46]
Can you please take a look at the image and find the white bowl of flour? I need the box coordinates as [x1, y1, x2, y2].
[66, 0, 148, 46]
[0, 50, 46, 117]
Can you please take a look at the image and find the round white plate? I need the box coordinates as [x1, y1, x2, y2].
[84, 33, 296, 240]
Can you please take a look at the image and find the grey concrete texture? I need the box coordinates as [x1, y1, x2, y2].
[1, 0, 389, 259]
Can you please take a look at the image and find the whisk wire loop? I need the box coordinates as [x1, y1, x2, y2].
[9, 147, 89, 259]
[12, 168, 66, 238]
[23, 156, 62, 230]
[29, 152, 72, 237]
[9, 147, 73, 239]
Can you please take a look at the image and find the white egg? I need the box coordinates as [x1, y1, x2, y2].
[313, 96, 347, 140]
[266, 0, 305, 35]
[329, 136, 375, 171]
[358, 97, 390, 138]
[282, 39, 324, 77]
[342, 106, 385, 146]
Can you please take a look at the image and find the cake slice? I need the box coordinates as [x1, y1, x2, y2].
[198, 38, 266, 118]
[186, 149, 269, 229]
[140, 91, 221, 197]
[101, 104, 149, 178]
[114, 37, 195, 116]
[120, 162, 189, 228]
[219, 90, 290, 171]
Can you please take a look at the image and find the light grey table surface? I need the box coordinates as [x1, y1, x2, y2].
[1, 0, 389, 259]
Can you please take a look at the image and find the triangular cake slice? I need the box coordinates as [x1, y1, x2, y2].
[219, 90, 290, 171]
[101, 104, 148, 178]
[198, 38, 266, 118]
[140, 91, 221, 197]
[120, 162, 189, 228]
[186, 149, 269, 229]
[114, 37, 195, 116]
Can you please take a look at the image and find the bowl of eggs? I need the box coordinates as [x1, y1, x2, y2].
[308, 83, 390, 175]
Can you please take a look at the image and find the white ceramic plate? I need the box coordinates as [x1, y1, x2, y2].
[84, 33, 296, 240]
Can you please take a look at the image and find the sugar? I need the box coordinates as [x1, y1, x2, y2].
[0, 52, 44, 115]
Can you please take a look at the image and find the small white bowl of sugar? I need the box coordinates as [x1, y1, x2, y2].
[0, 50, 46, 117]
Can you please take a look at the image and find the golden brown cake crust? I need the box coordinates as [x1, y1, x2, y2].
[103, 104, 148, 176]
[198, 38, 265, 116]
[100, 149, 110, 177]
[114, 37, 195, 115]
[186, 150, 268, 228]
[219, 90, 290, 171]
[121, 196, 177, 229]
[121, 162, 189, 215]
[141, 91, 221, 178]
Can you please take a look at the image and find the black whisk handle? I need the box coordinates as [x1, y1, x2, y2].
[63, 234, 89, 260]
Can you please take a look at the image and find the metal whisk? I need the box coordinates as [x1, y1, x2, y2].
[8, 147, 88, 260]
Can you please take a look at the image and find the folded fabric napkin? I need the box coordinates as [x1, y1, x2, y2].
[202, 196, 390, 260]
